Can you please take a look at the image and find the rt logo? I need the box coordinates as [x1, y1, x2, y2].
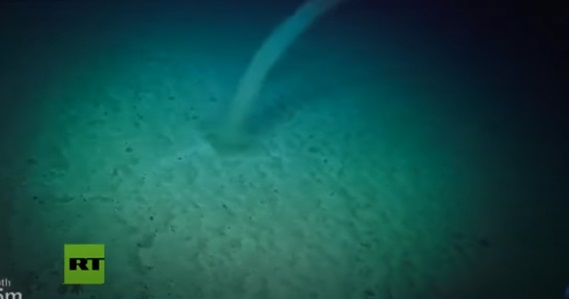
[63, 244, 105, 285]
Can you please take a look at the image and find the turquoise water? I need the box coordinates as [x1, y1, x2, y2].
[0, 1, 566, 298]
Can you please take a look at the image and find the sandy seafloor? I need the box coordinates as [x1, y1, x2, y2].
[0, 1, 566, 299]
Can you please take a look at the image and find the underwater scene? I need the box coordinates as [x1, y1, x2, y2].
[0, 0, 566, 298]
